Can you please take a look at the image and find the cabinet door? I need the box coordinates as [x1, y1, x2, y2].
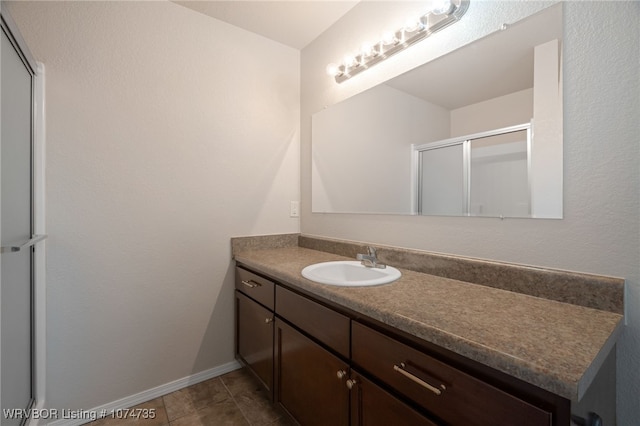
[349, 371, 439, 426]
[236, 291, 274, 393]
[275, 319, 349, 426]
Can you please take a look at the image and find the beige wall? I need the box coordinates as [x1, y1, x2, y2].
[531, 38, 563, 218]
[6, 0, 300, 411]
[301, 1, 639, 424]
[450, 88, 533, 136]
[5, 0, 639, 423]
[312, 84, 449, 214]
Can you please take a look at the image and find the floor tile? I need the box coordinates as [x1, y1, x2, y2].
[220, 369, 264, 397]
[168, 399, 249, 426]
[221, 369, 292, 426]
[163, 377, 231, 422]
[232, 390, 283, 426]
[86, 368, 289, 426]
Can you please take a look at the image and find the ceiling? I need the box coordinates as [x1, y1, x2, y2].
[172, 1, 562, 111]
[173, 1, 360, 50]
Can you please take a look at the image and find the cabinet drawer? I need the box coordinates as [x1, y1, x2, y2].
[276, 285, 350, 358]
[235, 267, 275, 310]
[352, 322, 552, 426]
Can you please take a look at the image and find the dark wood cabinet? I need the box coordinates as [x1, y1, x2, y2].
[276, 285, 350, 358]
[275, 318, 350, 426]
[351, 321, 553, 426]
[235, 265, 569, 426]
[236, 266, 274, 309]
[235, 267, 276, 397]
[235, 291, 274, 393]
[349, 370, 439, 426]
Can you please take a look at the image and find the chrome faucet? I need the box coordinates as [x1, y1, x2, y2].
[356, 246, 386, 269]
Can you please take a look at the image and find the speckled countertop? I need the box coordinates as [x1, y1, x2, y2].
[233, 243, 624, 402]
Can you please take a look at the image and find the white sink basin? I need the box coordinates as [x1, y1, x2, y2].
[301, 261, 401, 287]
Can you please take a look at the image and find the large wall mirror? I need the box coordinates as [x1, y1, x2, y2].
[312, 4, 563, 218]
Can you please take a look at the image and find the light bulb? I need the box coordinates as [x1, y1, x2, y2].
[343, 54, 357, 68]
[360, 42, 375, 58]
[431, 0, 454, 16]
[404, 17, 423, 33]
[326, 63, 340, 77]
[381, 30, 398, 46]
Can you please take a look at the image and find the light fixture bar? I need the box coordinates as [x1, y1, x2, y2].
[328, 0, 470, 83]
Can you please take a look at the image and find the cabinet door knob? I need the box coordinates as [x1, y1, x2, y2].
[346, 379, 357, 390]
[336, 370, 347, 379]
[265, 317, 273, 324]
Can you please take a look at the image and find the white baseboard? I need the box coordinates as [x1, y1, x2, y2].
[39, 360, 242, 426]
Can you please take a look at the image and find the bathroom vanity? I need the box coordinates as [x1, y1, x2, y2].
[233, 234, 624, 426]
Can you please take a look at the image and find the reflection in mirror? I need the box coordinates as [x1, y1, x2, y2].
[416, 125, 530, 217]
[470, 129, 529, 217]
[419, 143, 464, 216]
[312, 4, 563, 218]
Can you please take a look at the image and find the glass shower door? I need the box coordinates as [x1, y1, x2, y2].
[1, 21, 35, 425]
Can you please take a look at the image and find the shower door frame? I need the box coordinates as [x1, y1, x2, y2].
[0, 4, 47, 418]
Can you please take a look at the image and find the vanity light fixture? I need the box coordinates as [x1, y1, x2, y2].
[326, 0, 469, 83]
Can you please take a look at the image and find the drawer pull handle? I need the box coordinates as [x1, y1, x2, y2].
[393, 363, 444, 396]
[241, 280, 261, 288]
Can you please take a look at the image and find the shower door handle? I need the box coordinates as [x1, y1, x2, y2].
[1, 234, 48, 254]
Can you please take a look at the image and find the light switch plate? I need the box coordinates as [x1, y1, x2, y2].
[290, 201, 300, 217]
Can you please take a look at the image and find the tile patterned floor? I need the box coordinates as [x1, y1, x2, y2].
[90, 368, 293, 426]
